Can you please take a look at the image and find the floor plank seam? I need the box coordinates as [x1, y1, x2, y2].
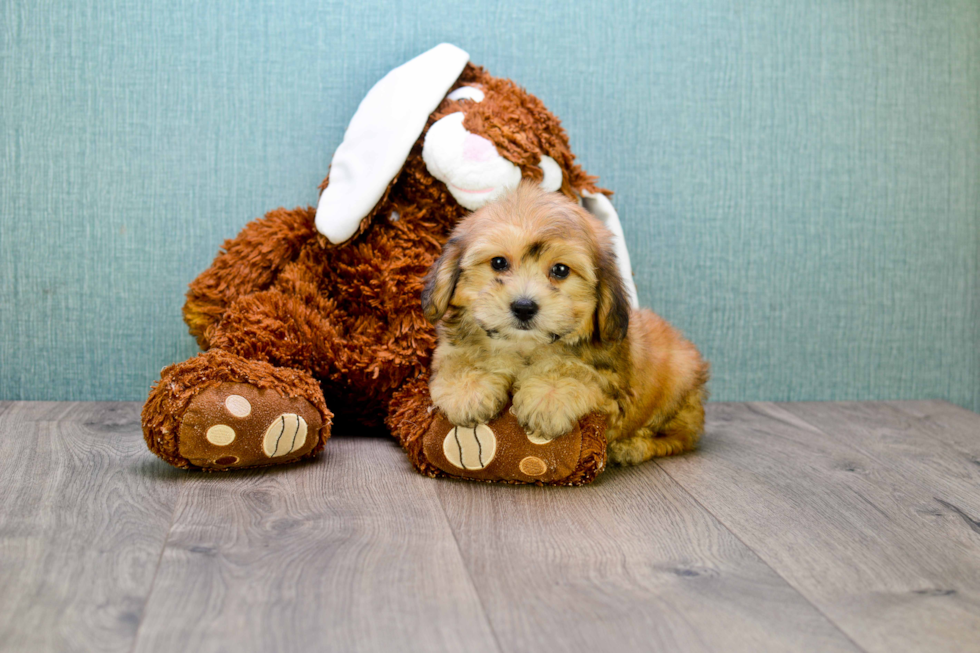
[651, 458, 870, 653]
[434, 491, 507, 653]
[126, 477, 184, 653]
[778, 402, 980, 528]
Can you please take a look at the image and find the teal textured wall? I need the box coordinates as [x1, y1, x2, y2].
[1, 0, 978, 411]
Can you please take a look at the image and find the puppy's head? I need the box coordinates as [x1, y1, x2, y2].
[422, 182, 629, 345]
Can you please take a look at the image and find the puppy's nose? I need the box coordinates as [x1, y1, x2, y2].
[510, 298, 539, 322]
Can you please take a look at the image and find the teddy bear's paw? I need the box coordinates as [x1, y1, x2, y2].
[177, 382, 324, 470]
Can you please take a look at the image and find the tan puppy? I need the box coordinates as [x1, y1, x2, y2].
[422, 182, 709, 465]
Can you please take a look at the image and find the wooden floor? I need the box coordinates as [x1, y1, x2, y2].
[1, 401, 979, 652]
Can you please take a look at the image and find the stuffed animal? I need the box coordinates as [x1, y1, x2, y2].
[142, 44, 638, 484]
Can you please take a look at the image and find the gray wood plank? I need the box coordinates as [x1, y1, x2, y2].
[657, 402, 980, 653]
[0, 400, 78, 423]
[131, 437, 500, 653]
[0, 402, 183, 653]
[891, 400, 980, 459]
[784, 401, 980, 523]
[435, 462, 861, 652]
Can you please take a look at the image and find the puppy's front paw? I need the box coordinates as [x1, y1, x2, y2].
[431, 370, 508, 427]
[512, 378, 592, 441]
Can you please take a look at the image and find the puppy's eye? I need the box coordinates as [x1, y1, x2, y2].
[491, 257, 509, 271]
[550, 263, 570, 279]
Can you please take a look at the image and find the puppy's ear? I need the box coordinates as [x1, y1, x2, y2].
[580, 190, 639, 308]
[422, 237, 465, 323]
[593, 245, 630, 343]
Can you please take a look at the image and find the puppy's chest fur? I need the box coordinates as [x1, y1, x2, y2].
[438, 309, 632, 408]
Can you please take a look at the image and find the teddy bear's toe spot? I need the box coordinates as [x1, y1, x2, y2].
[224, 394, 251, 418]
[263, 414, 308, 458]
[519, 456, 547, 476]
[215, 456, 239, 466]
[443, 424, 497, 470]
[526, 431, 552, 445]
[206, 424, 236, 446]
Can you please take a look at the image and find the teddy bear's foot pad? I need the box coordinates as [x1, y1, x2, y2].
[178, 382, 322, 470]
[424, 406, 588, 483]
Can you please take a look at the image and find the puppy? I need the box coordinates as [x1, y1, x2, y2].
[422, 182, 709, 465]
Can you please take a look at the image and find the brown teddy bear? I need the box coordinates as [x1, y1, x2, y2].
[141, 44, 638, 484]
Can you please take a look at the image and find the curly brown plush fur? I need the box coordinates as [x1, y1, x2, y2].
[144, 61, 612, 479]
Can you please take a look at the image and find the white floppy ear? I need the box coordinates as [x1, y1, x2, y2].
[315, 44, 470, 244]
[580, 190, 640, 308]
[538, 156, 563, 193]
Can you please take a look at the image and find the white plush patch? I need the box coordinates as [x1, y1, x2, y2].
[263, 414, 309, 457]
[315, 43, 470, 244]
[538, 156, 563, 192]
[206, 424, 236, 446]
[443, 424, 497, 470]
[447, 86, 484, 102]
[224, 394, 251, 418]
[525, 431, 552, 445]
[581, 190, 639, 308]
[423, 112, 523, 210]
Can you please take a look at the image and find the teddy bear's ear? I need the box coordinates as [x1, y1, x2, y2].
[580, 190, 639, 308]
[538, 156, 563, 193]
[315, 44, 470, 245]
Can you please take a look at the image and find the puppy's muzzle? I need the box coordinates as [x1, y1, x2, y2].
[510, 298, 539, 327]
